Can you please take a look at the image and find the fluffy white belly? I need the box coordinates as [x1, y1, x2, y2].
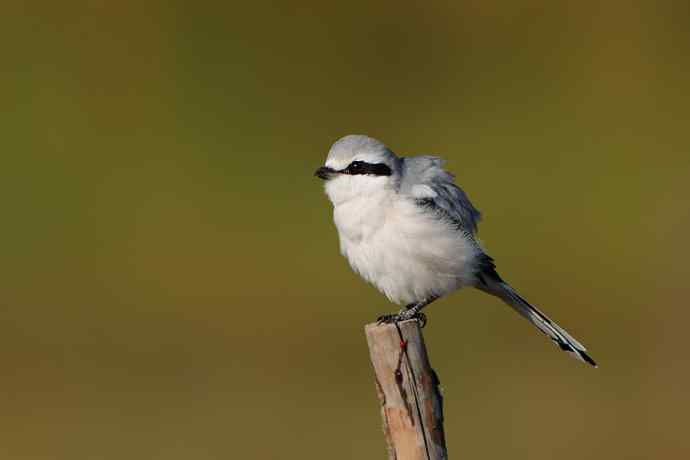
[334, 195, 479, 305]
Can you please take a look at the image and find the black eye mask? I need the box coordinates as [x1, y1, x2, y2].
[342, 161, 392, 176]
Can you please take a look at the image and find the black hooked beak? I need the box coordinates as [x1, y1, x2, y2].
[314, 166, 337, 180]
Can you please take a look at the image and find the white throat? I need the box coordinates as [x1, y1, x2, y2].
[324, 175, 395, 246]
[324, 174, 395, 207]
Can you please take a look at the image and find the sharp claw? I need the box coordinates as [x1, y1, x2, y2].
[377, 312, 427, 327]
[417, 312, 427, 328]
[377, 308, 429, 326]
[376, 314, 399, 325]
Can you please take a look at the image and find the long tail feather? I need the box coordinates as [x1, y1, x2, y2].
[477, 272, 596, 367]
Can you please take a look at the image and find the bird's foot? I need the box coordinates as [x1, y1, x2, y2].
[376, 312, 400, 324]
[376, 310, 427, 328]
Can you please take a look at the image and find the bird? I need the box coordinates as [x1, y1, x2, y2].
[314, 134, 596, 367]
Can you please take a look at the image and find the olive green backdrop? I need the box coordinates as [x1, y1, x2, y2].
[2, 1, 689, 459]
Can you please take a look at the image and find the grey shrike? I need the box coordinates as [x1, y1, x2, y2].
[315, 134, 596, 366]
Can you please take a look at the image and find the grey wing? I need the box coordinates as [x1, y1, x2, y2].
[399, 155, 482, 235]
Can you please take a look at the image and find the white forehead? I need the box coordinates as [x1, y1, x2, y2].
[325, 134, 397, 170]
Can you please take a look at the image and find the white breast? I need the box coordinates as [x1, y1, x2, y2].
[332, 191, 480, 306]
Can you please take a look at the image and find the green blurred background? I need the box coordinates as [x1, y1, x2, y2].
[2, 1, 689, 459]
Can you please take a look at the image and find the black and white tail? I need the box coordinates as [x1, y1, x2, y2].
[477, 266, 597, 367]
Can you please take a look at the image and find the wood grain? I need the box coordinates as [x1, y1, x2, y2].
[365, 320, 447, 460]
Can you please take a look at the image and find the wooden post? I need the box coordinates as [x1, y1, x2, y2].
[365, 320, 448, 460]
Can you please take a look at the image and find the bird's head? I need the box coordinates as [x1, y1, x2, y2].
[315, 135, 401, 206]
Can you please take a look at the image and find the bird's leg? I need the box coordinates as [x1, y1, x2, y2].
[376, 296, 438, 327]
[376, 309, 406, 325]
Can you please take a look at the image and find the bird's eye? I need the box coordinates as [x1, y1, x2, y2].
[348, 161, 364, 173]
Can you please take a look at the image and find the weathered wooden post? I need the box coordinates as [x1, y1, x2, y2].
[365, 319, 448, 460]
